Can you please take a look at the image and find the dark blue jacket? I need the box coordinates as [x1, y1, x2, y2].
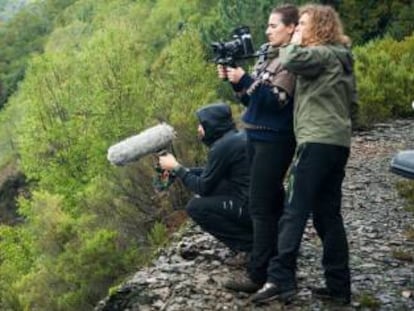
[232, 47, 295, 142]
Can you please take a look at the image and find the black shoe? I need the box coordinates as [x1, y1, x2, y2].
[223, 274, 262, 293]
[312, 287, 351, 305]
[251, 282, 297, 304]
[224, 252, 250, 267]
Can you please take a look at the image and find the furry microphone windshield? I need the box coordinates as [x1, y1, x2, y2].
[107, 123, 176, 166]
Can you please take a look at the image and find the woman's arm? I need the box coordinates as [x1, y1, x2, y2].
[279, 44, 325, 77]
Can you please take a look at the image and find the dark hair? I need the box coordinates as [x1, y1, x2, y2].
[272, 4, 299, 26]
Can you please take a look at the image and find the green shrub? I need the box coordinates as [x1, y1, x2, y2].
[396, 181, 414, 213]
[353, 35, 414, 127]
[392, 248, 414, 262]
[0, 224, 35, 310]
[357, 292, 381, 309]
[148, 221, 169, 249]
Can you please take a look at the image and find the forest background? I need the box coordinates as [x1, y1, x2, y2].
[0, 0, 413, 310]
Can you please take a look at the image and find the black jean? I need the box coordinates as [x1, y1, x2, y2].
[267, 143, 351, 295]
[246, 138, 296, 284]
[186, 195, 253, 252]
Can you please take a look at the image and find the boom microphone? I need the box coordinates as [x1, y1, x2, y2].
[107, 123, 176, 166]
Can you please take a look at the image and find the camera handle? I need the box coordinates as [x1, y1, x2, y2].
[219, 65, 231, 81]
[218, 50, 272, 81]
[152, 143, 178, 192]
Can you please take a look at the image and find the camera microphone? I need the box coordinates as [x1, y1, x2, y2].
[107, 123, 176, 166]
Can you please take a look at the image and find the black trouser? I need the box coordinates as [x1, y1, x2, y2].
[186, 195, 253, 252]
[267, 143, 351, 295]
[246, 138, 296, 284]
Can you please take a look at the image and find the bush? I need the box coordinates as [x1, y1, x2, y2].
[396, 180, 414, 213]
[353, 35, 414, 127]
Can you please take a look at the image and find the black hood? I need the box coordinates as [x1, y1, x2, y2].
[196, 102, 235, 146]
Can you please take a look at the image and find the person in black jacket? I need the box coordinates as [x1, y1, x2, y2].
[159, 102, 253, 253]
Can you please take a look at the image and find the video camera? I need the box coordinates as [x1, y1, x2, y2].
[211, 26, 255, 68]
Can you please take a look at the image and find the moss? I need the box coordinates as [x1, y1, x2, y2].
[108, 284, 122, 297]
[392, 249, 414, 262]
[405, 228, 414, 242]
[395, 181, 414, 213]
[356, 292, 381, 309]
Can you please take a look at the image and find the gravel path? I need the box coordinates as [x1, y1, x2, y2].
[96, 119, 414, 311]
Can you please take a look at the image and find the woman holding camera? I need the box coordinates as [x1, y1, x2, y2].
[217, 4, 299, 292]
[251, 4, 355, 304]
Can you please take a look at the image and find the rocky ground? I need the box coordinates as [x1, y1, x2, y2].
[96, 119, 414, 311]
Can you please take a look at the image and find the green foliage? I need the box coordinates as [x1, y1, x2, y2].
[0, 225, 34, 310]
[338, 0, 414, 45]
[54, 229, 136, 310]
[0, 0, 78, 108]
[1, 0, 224, 309]
[14, 228, 138, 311]
[0, 190, 141, 311]
[353, 35, 414, 126]
[406, 227, 414, 241]
[200, 0, 307, 46]
[1, 0, 413, 310]
[150, 29, 220, 134]
[148, 221, 169, 249]
[396, 180, 414, 213]
[18, 191, 75, 255]
[392, 248, 414, 262]
[0, 171, 27, 225]
[356, 292, 381, 309]
[0, 0, 32, 21]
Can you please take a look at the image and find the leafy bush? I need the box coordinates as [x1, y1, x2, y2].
[0, 1, 223, 309]
[396, 180, 414, 213]
[353, 35, 414, 127]
[0, 225, 34, 310]
[148, 221, 169, 249]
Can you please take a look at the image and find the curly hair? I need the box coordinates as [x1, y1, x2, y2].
[300, 4, 350, 46]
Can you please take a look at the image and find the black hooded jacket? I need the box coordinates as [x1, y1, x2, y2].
[174, 103, 250, 204]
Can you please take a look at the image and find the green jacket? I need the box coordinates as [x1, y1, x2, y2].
[279, 44, 355, 147]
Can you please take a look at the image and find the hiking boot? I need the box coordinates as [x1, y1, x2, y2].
[224, 252, 250, 267]
[223, 274, 262, 293]
[312, 287, 351, 305]
[251, 282, 297, 304]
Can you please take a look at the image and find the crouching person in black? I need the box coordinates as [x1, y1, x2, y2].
[159, 102, 253, 254]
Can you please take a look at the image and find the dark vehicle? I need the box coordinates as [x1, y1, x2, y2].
[390, 102, 414, 179]
[390, 150, 414, 179]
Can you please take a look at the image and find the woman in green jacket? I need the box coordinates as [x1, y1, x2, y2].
[251, 4, 355, 305]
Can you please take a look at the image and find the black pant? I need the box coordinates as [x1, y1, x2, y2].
[267, 143, 351, 295]
[186, 195, 253, 252]
[246, 138, 296, 284]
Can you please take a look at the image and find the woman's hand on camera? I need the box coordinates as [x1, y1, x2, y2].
[226, 67, 245, 84]
[217, 65, 227, 80]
